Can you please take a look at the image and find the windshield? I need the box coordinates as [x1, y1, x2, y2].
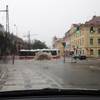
[0, 0, 100, 92]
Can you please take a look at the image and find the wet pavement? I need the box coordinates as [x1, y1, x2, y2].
[0, 58, 100, 91]
[1, 60, 62, 91]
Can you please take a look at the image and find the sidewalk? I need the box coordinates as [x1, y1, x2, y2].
[0, 61, 8, 89]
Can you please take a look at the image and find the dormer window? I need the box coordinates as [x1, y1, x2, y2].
[76, 26, 80, 35]
[76, 26, 80, 31]
[90, 26, 95, 33]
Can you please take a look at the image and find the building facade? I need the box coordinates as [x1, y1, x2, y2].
[52, 36, 64, 56]
[64, 16, 100, 58]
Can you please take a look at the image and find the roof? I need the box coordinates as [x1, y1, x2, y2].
[72, 24, 80, 27]
[85, 16, 100, 26]
[64, 16, 100, 39]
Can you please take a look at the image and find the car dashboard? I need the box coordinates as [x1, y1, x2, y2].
[0, 89, 100, 100]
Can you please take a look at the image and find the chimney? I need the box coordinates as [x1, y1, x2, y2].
[93, 15, 96, 19]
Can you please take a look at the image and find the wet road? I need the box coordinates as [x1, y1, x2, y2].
[1, 58, 100, 91]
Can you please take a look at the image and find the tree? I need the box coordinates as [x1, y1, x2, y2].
[0, 31, 16, 59]
[0, 31, 9, 60]
[32, 40, 48, 49]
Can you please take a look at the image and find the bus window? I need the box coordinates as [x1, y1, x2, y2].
[51, 51, 57, 55]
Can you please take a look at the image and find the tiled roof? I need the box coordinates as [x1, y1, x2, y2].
[85, 16, 100, 26]
[72, 24, 80, 27]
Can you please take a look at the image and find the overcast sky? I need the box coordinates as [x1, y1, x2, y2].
[0, 0, 100, 47]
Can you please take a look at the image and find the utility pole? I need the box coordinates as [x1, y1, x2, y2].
[28, 31, 31, 49]
[0, 5, 9, 33]
[6, 5, 9, 33]
[23, 32, 38, 49]
[62, 42, 66, 63]
[23, 31, 32, 49]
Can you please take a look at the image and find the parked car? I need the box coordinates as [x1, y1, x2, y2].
[73, 55, 87, 60]
[72, 55, 79, 59]
[78, 55, 87, 60]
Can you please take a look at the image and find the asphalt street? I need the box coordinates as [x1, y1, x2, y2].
[0, 58, 100, 91]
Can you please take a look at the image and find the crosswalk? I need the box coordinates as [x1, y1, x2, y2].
[1, 62, 61, 91]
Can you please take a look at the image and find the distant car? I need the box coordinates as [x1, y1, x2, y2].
[73, 55, 87, 60]
[78, 55, 87, 60]
[72, 55, 79, 59]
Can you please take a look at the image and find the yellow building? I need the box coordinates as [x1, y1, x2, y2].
[52, 37, 64, 56]
[64, 16, 100, 58]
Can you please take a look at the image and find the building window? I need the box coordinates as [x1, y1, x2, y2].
[90, 38, 93, 45]
[76, 26, 80, 32]
[76, 26, 81, 35]
[98, 39, 100, 45]
[98, 28, 100, 33]
[79, 50, 81, 55]
[90, 49, 93, 55]
[82, 50, 84, 54]
[98, 50, 100, 56]
[90, 26, 95, 33]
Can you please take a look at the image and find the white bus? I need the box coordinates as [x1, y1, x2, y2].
[18, 49, 60, 59]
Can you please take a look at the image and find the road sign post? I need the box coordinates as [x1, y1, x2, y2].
[62, 42, 66, 63]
